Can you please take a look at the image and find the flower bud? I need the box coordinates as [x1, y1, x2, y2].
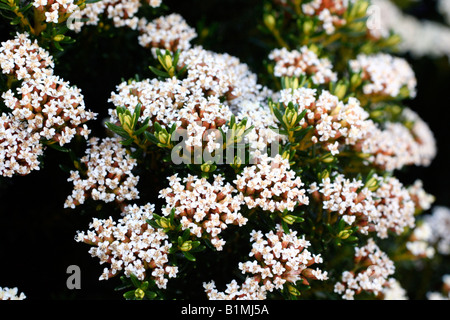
[264, 14, 276, 31]
[180, 240, 193, 252]
[135, 288, 145, 300]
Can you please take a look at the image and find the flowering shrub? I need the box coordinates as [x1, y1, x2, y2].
[0, 0, 449, 301]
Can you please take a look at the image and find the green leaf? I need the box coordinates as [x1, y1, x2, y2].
[123, 290, 136, 300]
[149, 66, 170, 78]
[182, 251, 196, 262]
[105, 122, 130, 138]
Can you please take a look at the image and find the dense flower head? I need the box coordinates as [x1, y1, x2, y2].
[32, 0, 79, 24]
[234, 100, 282, 152]
[2, 74, 96, 146]
[69, 0, 162, 32]
[177, 46, 265, 108]
[360, 109, 436, 171]
[204, 225, 328, 300]
[406, 221, 435, 259]
[0, 114, 44, 177]
[350, 53, 417, 98]
[75, 203, 178, 287]
[268, 46, 337, 84]
[309, 173, 416, 238]
[407, 179, 435, 213]
[234, 152, 309, 212]
[138, 13, 197, 52]
[109, 77, 232, 152]
[0, 287, 26, 300]
[204, 277, 268, 300]
[302, 0, 354, 34]
[0, 32, 54, 81]
[334, 238, 395, 300]
[240, 225, 328, 289]
[424, 206, 450, 255]
[159, 173, 247, 250]
[381, 278, 408, 300]
[64, 137, 140, 209]
[278, 87, 373, 155]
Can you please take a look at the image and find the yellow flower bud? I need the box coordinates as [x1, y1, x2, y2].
[180, 241, 193, 252]
[264, 14, 276, 31]
[53, 35, 65, 42]
[135, 288, 145, 300]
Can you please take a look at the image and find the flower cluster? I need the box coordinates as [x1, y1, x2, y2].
[234, 100, 282, 152]
[109, 77, 231, 152]
[2, 74, 95, 145]
[350, 53, 417, 98]
[334, 238, 396, 300]
[204, 225, 328, 300]
[204, 277, 267, 300]
[240, 225, 329, 288]
[407, 179, 435, 213]
[159, 174, 247, 250]
[69, 0, 163, 32]
[309, 173, 415, 238]
[278, 88, 372, 155]
[359, 109, 436, 172]
[177, 46, 267, 108]
[33, 0, 79, 24]
[138, 13, 197, 53]
[234, 153, 309, 213]
[64, 137, 140, 209]
[0, 114, 43, 177]
[380, 279, 408, 300]
[423, 206, 450, 255]
[0, 32, 96, 176]
[302, 0, 351, 34]
[75, 203, 178, 287]
[406, 222, 435, 259]
[268, 46, 337, 85]
[0, 32, 54, 80]
[0, 287, 26, 300]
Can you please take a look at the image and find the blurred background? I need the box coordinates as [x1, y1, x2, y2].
[0, 0, 448, 299]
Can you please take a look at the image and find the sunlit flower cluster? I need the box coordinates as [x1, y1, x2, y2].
[177, 46, 266, 108]
[268, 46, 337, 84]
[204, 277, 268, 300]
[2, 74, 95, 145]
[234, 153, 309, 212]
[406, 221, 435, 259]
[0, 114, 43, 177]
[159, 174, 247, 251]
[334, 238, 395, 300]
[0, 32, 54, 80]
[0, 287, 26, 300]
[204, 225, 327, 300]
[64, 137, 140, 209]
[407, 179, 435, 213]
[234, 100, 282, 152]
[75, 203, 178, 287]
[278, 88, 373, 155]
[423, 206, 450, 255]
[69, 0, 163, 32]
[381, 279, 408, 300]
[109, 77, 232, 152]
[33, 0, 79, 24]
[360, 109, 437, 172]
[302, 0, 352, 34]
[350, 53, 417, 98]
[309, 173, 415, 238]
[138, 13, 197, 53]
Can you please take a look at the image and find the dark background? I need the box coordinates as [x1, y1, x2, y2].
[0, 0, 448, 300]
